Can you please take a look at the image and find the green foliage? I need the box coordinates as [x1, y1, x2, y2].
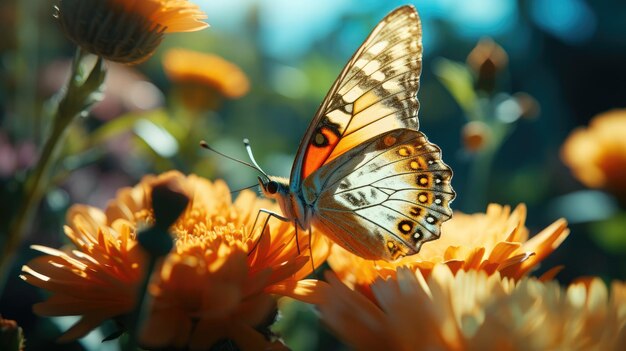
[590, 213, 626, 254]
[433, 58, 479, 120]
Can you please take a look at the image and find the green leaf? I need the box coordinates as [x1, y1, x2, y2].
[89, 109, 170, 146]
[433, 57, 480, 120]
[133, 119, 180, 158]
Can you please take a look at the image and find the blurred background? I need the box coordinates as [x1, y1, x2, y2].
[1, 0, 626, 349]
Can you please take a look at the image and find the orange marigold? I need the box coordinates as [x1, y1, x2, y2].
[163, 48, 250, 108]
[21, 171, 329, 350]
[561, 109, 626, 197]
[328, 204, 569, 297]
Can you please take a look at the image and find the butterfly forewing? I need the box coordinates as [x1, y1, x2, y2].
[291, 6, 423, 182]
[259, 5, 456, 262]
[302, 129, 455, 261]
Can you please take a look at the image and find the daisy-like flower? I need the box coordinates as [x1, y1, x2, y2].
[318, 264, 626, 350]
[328, 204, 569, 297]
[163, 49, 250, 109]
[54, 0, 208, 64]
[21, 171, 329, 350]
[561, 109, 626, 197]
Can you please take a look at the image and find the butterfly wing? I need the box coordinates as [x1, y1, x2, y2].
[290, 5, 423, 187]
[302, 129, 455, 261]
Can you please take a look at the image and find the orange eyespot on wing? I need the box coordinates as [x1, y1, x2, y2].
[303, 126, 341, 178]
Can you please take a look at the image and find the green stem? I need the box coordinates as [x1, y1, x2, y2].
[464, 123, 510, 213]
[123, 255, 157, 351]
[465, 144, 498, 213]
[0, 48, 105, 294]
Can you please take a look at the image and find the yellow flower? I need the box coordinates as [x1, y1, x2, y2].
[163, 49, 250, 110]
[317, 264, 626, 350]
[55, 0, 208, 64]
[328, 204, 569, 297]
[561, 109, 626, 197]
[21, 171, 329, 349]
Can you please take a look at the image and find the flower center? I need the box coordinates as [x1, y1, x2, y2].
[170, 206, 249, 253]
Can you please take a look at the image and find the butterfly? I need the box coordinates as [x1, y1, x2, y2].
[256, 5, 455, 261]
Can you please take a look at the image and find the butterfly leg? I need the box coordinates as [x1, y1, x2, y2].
[248, 208, 291, 256]
[251, 208, 290, 233]
[294, 225, 301, 254]
[308, 227, 319, 277]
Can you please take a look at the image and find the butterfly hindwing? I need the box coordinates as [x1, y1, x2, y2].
[291, 6, 423, 184]
[302, 129, 455, 261]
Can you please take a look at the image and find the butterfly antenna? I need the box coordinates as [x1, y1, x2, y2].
[243, 138, 269, 180]
[230, 183, 259, 195]
[200, 141, 263, 173]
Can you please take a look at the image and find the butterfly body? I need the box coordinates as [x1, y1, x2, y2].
[260, 176, 312, 232]
[259, 5, 455, 261]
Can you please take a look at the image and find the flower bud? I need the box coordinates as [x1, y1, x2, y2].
[150, 174, 189, 230]
[462, 121, 491, 152]
[467, 38, 508, 93]
[513, 92, 541, 119]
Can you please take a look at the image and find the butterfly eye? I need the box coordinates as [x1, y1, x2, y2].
[267, 181, 279, 194]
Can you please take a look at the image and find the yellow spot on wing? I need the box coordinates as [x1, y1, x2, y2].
[398, 146, 414, 157]
[353, 91, 379, 115]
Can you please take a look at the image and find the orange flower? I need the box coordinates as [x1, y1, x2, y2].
[561, 109, 626, 197]
[106, 0, 209, 33]
[21, 171, 329, 349]
[163, 49, 250, 107]
[328, 204, 569, 297]
[55, 0, 208, 64]
[317, 265, 626, 350]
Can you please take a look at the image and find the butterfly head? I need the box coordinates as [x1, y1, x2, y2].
[258, 176, 289, 200]
[257, 175, 305, 227]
